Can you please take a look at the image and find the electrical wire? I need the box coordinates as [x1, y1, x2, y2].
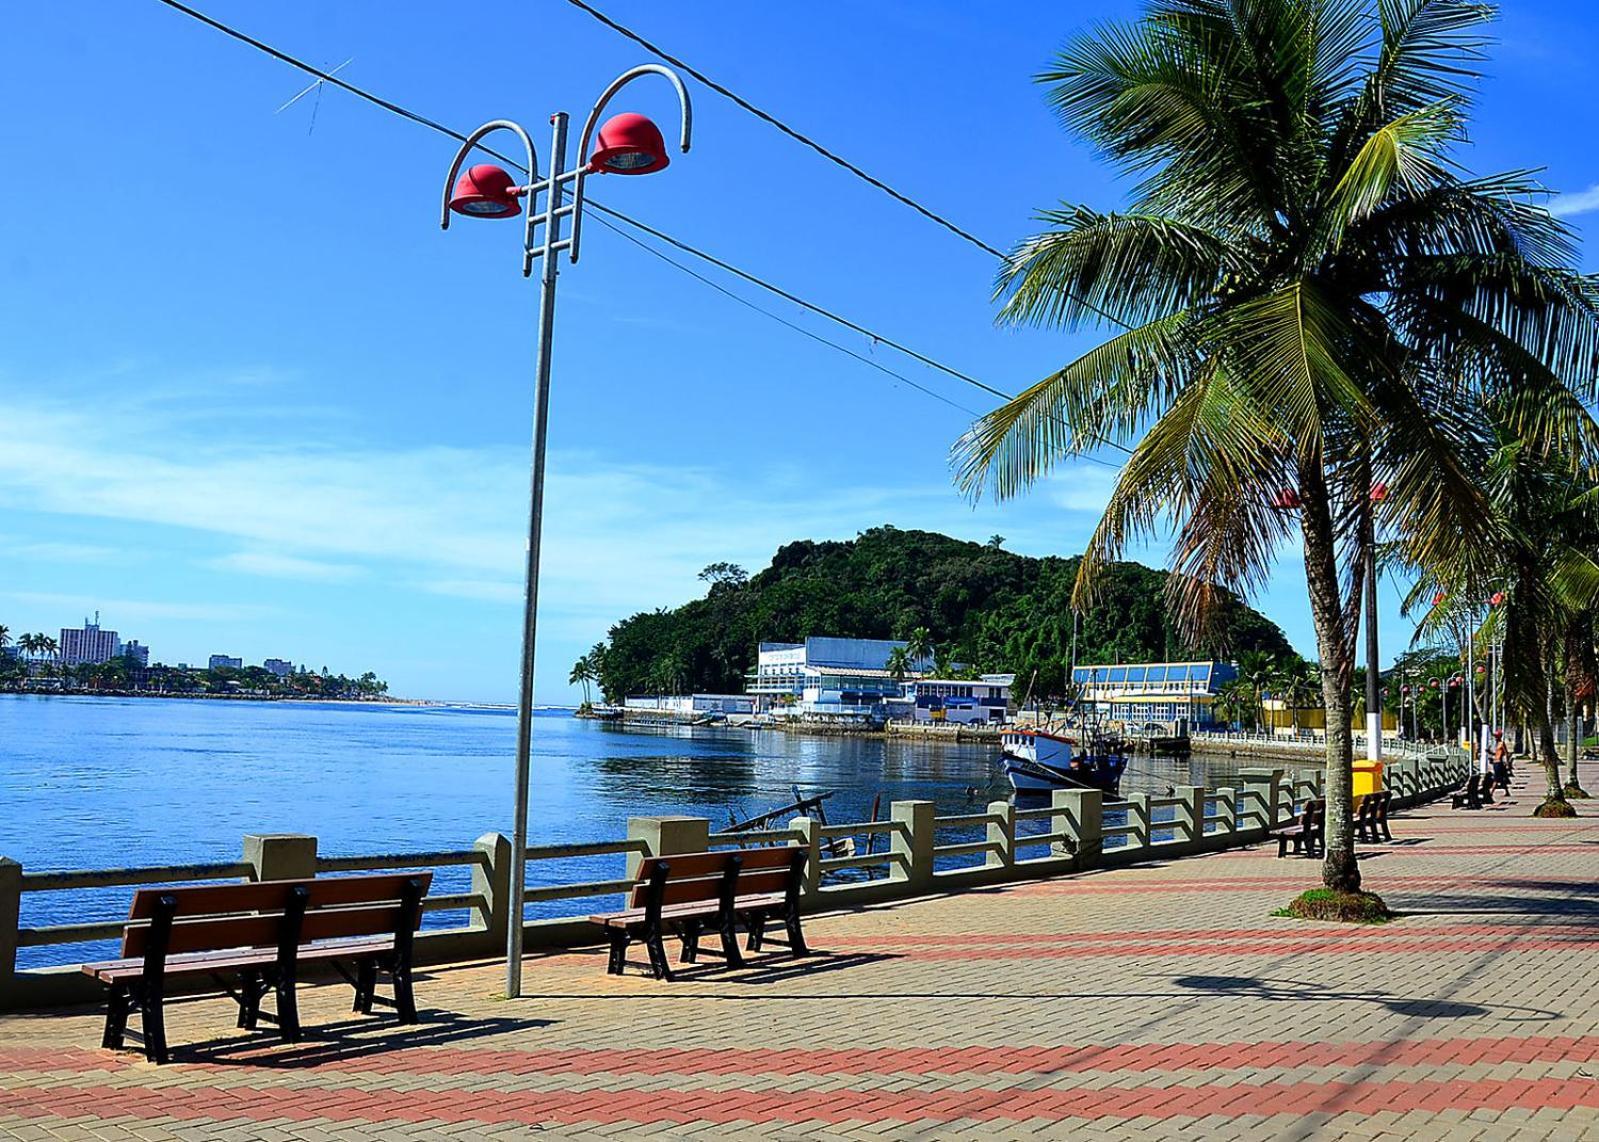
[560, 0, 1134, 334]
[149, 0, 1129, 468]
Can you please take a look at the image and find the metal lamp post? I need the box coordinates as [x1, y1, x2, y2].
[438, 65, 692, 998]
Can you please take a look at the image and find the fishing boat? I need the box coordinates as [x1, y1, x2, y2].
[1000, 726, 1127, 796]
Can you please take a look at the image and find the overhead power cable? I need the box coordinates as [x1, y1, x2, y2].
[149, 0, 1130, 468]
[560, 0, 1134, 335]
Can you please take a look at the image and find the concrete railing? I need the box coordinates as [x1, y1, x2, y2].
[1, 748, 1472, 1011]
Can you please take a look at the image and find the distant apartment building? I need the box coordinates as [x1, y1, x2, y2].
[263, 658, 293, 678]
[121, 640, 150, 668]
[208, 654, 244, 670]
[59, 615, 121, 666]
[747, 637, 933, 721]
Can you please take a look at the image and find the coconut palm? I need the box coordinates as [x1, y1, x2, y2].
[885, 646, 913, 683]
[568, 655, 597, 707]
[0, 625, 9, 651]
[955, 0, 1599, 899]
[903, 627, 935, 672]
[1412, 434, 1599, 815]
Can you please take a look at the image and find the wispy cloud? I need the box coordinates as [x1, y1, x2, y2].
[1, 591, 273, 624]
[1551, 183, 1599, 218]
[209, 551, 364, 582]
[10, 541, 122, 563]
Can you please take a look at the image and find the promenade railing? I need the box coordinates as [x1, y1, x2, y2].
[1, 748, 1472, 1010]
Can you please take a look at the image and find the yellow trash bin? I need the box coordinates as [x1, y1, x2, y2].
[1351, 759, 1384, 797]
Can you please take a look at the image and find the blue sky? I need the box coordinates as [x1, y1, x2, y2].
[3, 1, 1598, 703]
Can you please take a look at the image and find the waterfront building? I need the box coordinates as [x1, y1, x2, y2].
[208, 654, 244, 670]
[623, 693, 758, 717]
[1072, 661, 1238, 731]
[902, 677, 1012, 724]
[263, 658, 293, 678]
[59, 615, 121, 666]
[747, 637, 933, 720]
[121, 641, 150, 668]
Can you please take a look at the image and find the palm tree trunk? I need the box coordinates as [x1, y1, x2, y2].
[1540, 674, 1569, 809]
[1300, 466, 1359, 893]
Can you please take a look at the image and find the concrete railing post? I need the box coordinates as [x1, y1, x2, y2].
[0, 857, 19, 1005]
[1240, 769, 1284, 835]
[243, 834, 318, 881]
[889, 800, 935, 889]
[1177, 786, 1206, 847]
[788, 816, 822, 896]
[1214, 787, 1238, 836]
[985, 799, 1015, 869]
[1052, 788, 1102, 869]
[1124, 793, 1151, 849]
[625, 816, 711, 879]
[471, 831, 512, 943]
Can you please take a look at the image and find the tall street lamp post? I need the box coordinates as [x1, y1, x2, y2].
[438, 65, 693, 998]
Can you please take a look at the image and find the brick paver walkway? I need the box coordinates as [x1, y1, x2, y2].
[6, 764, 1599, 1140]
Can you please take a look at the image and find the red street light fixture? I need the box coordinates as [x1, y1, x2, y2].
[447, 163, 525, 218]
[1270, 488, 1301, 511]
[1370, 481, 1389, 503]
[588, 112, 670, 174]
[437, 64, 692, 1002]
[1432, 591, 1445, 606]
[1489, 591, 1505, 606]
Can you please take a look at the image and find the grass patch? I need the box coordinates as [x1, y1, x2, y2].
[1276, 888, 1393, 924]
[1534, 798, 1578, 818]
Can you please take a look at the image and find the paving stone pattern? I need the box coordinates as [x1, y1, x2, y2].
[5, 763, 1599, 1140]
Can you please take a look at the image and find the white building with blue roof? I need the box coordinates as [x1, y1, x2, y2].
[1072, 660, 1238, 730]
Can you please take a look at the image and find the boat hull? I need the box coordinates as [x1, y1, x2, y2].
[1002, 754, 1123, 797]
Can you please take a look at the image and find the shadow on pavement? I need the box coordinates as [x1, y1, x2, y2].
[167, 1009, 554, 1068]
[1171, 973, 1560, 1021]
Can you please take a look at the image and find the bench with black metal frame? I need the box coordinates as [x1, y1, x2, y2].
[589, 846, 808, 981]
[1272, 799, 1324, 858]
[81, 872, 430, 1064]
[1451, 773, 1485, 809]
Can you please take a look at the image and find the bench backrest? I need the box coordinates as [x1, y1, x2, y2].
[120, 872, 432, 958]
[628, 847, 804, 915]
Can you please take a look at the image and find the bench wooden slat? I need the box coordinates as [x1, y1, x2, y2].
[84, 937, 395, 983]
[127, 872, 434, 920]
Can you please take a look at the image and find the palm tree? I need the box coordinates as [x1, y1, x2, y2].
[0, 625, 9, 652]
[903, 627, 935, 672]
[885, 646, 913, 683]
[1414, 434, 1599, 815]
[1237, 650, 1277, 733]
[569, 655, 597, 706]
[955, 0, 1599, 900]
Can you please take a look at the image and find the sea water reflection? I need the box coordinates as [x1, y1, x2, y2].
[2, 697, 1253, 968]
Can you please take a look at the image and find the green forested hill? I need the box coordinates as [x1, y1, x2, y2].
[590, 526, 1294, 702]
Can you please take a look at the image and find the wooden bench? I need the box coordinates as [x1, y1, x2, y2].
[81, 872, 430, 1064]
[1273, 799, 1323, 858]
[589, 847, 808, 980]
[1451, 773, 1484, 809]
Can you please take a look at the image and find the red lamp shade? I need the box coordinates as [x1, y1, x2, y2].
[1432, 591, 1445, 606]
[1270, 488, 1301, 511]
[588, 113, 669, 175]
[1489, 590, 1505, 606]
[1476, 665, 1487, 675]
[1430, 679, 1439, 688]
[448, 164, 522, 218]
[1370, 481, 1389, 503]
[1401, 685, 1411, 694]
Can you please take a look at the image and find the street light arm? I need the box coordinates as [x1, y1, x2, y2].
[440, 119, 542, 273]
[568, 64, 692, 264]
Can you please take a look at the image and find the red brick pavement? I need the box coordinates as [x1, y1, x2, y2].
[5, 763, 1599, 1140]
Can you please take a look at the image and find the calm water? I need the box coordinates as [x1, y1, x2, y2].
[2, 696, 1244, 967]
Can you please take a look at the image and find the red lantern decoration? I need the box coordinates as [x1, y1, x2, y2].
[1370, 481, 1389, 503]
[446, 164, 523, 218]
[1430, 679, 1439, 689]
[1432, 591, 1445, 606]
[1490, 591, 1505, 607]
[1476, 664, 1487, 675]
[587, 113, 671, 174]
